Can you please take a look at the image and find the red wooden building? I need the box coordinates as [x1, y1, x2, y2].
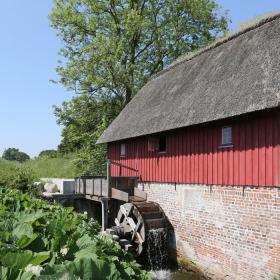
[107, 110, 280, 187]
[98, 15, 280, 280]
[98, 15, 280, 189]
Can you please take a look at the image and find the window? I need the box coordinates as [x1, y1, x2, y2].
[120, 143, 126, 157]
[222, 126, 232, 145]
[148, 135, 166, 153]
[148, 136, 159, 152]
[158, 135, 166, 152]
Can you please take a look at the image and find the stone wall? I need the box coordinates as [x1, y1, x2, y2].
[42, 178, 75, 194]
[138, 183, 280, 280]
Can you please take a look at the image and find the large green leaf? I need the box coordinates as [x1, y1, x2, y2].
[1, 251, 50, 270]
[0, 266, 35, 280]
[17, 210, 45, 224]
[16, 234, 38, 249]
[39, 257, 121, 280]
[0, 187, 150, 279]
[37, 272, 77, 280]
[76, 234, 95, 250]
[1, 252, 34, 269]
[0, 231, 12, 243]
[13, 223, 33, 239]
[30, 252, 50, 266]
[74, 248, 98, 261]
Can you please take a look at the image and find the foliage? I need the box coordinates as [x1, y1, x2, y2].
[75, 128, 108, 176]
[0, 188, 151, 279]
[50, 0, 229, 175]
[0, 156, 78, 180]
[54, 95, 119, 175]
[38, 150, 59, 159]
[54, 94, 119, 153]
[50, 0, 228, 106]
[0, 164, 38, 193]
[25, 155, 78, 178]
[2, 148, 30, 163]
[0, 158, 19, 171]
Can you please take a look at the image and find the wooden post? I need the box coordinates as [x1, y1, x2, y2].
[107, 160, 111, 197]
[101, 197, 110, 231]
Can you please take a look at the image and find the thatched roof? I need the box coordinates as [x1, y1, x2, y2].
[98, 14, 280, 144]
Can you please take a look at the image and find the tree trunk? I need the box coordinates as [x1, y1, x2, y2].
[124, 88, 132, 106]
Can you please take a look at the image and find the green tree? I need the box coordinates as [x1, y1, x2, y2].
[2, 148, 30, 163]
[38, 149, 59, 158]
[50, 0, 228, 106]
[50, 0, 229, 175]
[54, 94, 120, 175]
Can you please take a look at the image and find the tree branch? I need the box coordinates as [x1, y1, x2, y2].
[134, 39, 153, 60]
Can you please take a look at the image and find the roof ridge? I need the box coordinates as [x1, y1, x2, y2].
[149, 12, 280, 82]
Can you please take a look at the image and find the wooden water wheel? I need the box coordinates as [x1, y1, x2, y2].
[113, 201, 168, 255]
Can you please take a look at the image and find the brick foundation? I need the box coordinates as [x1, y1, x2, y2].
[139, 183, 280, 280]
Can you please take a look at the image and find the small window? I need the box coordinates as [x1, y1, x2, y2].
[120, 143, 126, 157]
[222, 126, 232, 145]
[148, 136, 158, 152]
[158, 135, 166, 152]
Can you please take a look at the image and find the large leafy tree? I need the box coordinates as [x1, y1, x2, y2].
[2, 148, 30, 163]
[50, 0, 228, 175]
[50, 0, 228, 106]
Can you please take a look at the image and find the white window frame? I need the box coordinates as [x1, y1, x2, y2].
[222, 126, 232, 145]
[120, 143, 126, 157]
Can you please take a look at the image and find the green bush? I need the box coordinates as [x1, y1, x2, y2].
[0, 188, 151, 279]
[0, 163, 38, 193]
[8, 167, 38, 193]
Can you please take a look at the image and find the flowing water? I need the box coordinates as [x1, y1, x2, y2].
[146, 229, 204, 280]
[146, 229, 168, 271]
[151, 269, 203, 280]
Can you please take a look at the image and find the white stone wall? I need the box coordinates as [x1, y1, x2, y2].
[42, 178, 75, 194]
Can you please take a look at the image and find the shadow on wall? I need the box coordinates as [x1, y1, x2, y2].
[166, 217, 178, 270]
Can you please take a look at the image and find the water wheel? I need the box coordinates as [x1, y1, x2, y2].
[113, 201, 168, 256]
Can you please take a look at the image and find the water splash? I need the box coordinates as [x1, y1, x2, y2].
[151, 270, 172, 280]
[146, 229, 168, 271]
[151, 270, 201, 280]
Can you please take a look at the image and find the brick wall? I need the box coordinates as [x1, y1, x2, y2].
[139, 183, 280, 280]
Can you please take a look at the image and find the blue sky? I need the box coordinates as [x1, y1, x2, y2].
[0, 0, 280, 158]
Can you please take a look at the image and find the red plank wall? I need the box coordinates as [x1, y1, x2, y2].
[108, 110, 280, 187]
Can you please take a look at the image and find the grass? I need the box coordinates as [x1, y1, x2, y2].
[25, 156, 78, 178]
[0, 155, 78, 179]
[0, 158, 19, 174]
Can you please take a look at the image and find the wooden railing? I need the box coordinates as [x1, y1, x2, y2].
[75, 160, 143, 202]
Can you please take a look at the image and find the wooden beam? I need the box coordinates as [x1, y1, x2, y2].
[111, 188, 129, 202]
[134, 188, 147, 200]
[85, 195, 102, 202]
[110, 161, 138, 172]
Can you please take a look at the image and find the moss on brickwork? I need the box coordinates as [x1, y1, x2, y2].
[177, 256, 210, 280]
